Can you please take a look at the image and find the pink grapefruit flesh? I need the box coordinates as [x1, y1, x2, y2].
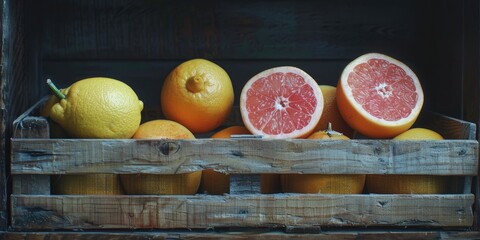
[240, 66, 323, 139]
[337, 53, 424, 138]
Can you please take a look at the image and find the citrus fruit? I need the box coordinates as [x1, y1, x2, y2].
[210, 125, 251, 138]
[260, 174, 282, 194]
[120, 119, 201, 195]
[281, 174, 366, 194]
[132, 119, 195, 139]
[161, 59, 234, 133]
[314, 85, 354, 138]
[200, 126, 250, 195]
[40, 87, 69, 117]
[337, 53, 424, 138]
[40, 87, 70, 138]
[48, 77, 144, 139]
[281, 125, 365, 194]
[392, 127, 444, 140]
[199, 126, 281, 194]
[309, 122, 350, 140]
[240, 66, 323, 139]
[51, 174, 123, 195]
[366, 128, 448, 194]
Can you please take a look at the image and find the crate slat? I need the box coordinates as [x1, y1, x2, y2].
[11, 138, 478, 175]
[12, 116, 51, 195]
[4, 230, 480, 240]
[10, 194, 474, 230]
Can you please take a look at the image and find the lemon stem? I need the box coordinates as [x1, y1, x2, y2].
[46, 79, 65, 99]
[186, 76, 205, 93]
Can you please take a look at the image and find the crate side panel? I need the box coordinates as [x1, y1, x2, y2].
[8, 231, 480, 240]
[10, 139, 478, 175]
[11, 116, 50, 194]
[414, 112, 477, 140]
[10, 194, 474, 230]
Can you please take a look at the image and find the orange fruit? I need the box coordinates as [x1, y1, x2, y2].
[132, 119, 195, 139]
[281, 174, 366, 194]
[337, 53, 424, 138]
[366, 128, 447, 194]
[51, 174, 123, 195]
[314, 85, 354, 138]
[392, 127, 444, 140]
[200, 126, 250, 195]
[120, 120, 201, 195]
[240, 66, 323, 139]
[260, 174, 282, 194]
[210, 125, 251, 138]
[161, 59, 234, 133]
[200, 126, 281, 194]
[281, 126, 365, 194]
[308, 123, 350, 140]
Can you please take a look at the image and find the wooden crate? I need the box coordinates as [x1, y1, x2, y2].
[2, 0, 480, 239]
[8, 98, 479, 234]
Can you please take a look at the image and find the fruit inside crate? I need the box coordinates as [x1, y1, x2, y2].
[9, 96, 478, 230]
[3, 0, 480, 235]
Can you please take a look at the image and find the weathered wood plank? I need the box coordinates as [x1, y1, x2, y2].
[229, 174, 261, 194]
[10, 194, 474, 230]
[4, 230, 480, 240]
[10, 138, 478, 175]
[415, 112, 477, 140]
[12, 116, 50, 194]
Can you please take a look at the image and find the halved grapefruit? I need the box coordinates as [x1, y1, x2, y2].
[337, 53, 424, 138]
[240, 66, 324, 139]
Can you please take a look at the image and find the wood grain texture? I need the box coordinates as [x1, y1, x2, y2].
[10, 194, 475, 230]
[4, 230, 480, 240]
[2, 0, 48, 229]
[36, 0, 431, 61]
[462, 0, 480, 230]
[10, 138, 478, 175]
[12, 116, 50, 195]
[414, 112, 477, 140]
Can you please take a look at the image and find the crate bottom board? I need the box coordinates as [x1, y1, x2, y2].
[10, 194, 474, 230]
[3, 230, 480, 240]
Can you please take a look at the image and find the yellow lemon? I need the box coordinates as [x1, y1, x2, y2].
[49, 77, 144, 139]
[41, 88, 69, 117]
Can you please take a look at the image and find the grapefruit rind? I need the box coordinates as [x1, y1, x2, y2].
[337, 53, 424, 138]
[240, 66, 323, 139]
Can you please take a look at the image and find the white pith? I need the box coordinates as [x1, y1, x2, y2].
[375, 82, 393, 99]
[340, 53, 424, 126]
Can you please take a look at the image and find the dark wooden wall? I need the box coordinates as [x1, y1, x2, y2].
[35, 0, 435, 106]
[1, 0, 479, 232]
[4, 0, 479, 126]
